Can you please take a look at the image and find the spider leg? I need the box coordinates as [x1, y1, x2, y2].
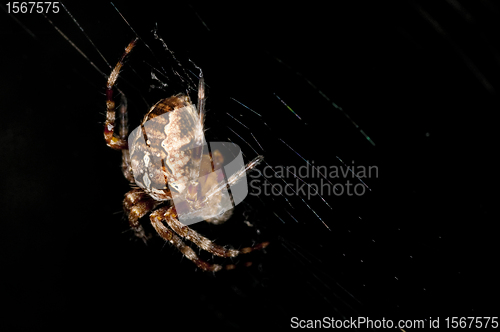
[164, 206, 269, 258]
[123, 188, 160, 242]
[104, 38, 138, 150]
[199, 155, 264, 208]
[117, 93, 134, 182]
[150, 206, 224, 272]
[121, 150, 134, 183]
[197, 74, 206, 124]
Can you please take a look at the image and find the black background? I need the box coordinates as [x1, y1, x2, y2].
[1, 1, 499, 330]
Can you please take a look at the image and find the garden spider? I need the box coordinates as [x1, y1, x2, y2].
[104, 39, 268, 272]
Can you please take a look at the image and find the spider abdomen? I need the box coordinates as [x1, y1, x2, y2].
[128, 94, 205, 199]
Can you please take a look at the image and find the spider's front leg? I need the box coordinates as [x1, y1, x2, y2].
[104, 38, 138, 182]
[150, 206, 225, 272]
[197, 74, 206, 124]
[104, 38, 137, 150]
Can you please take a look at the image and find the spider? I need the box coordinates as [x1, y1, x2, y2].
[103, 38, 269, 272]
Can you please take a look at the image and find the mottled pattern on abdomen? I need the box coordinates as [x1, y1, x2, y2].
[128, 95, 204, 195]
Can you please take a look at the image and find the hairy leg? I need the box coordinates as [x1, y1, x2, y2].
[163, 206, 269, 258]
[199, 155, 264, 208]
[117, 93, 134, 182]
[150, 206, 224, 272]
[104, 38, 137, 150]
[197, 75, 206, 124]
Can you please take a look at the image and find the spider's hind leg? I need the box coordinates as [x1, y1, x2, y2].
[150, 206, 224, 272]
[163, 206, 269, 258]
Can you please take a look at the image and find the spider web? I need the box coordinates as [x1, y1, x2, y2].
[2, 1, 499, 330]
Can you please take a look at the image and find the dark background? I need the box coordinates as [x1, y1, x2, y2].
[1, 1, 498, 330]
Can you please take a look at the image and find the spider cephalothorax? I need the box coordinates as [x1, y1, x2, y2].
[103, 39, 268, 272]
